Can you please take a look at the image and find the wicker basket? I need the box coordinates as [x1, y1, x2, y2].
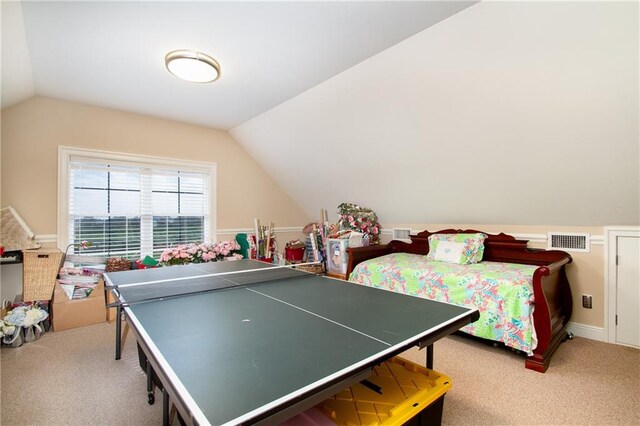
[106, 257, 132, 272]
[22, 249, 64, 301]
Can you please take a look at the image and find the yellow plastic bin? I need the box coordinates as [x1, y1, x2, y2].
[283, 357, 452, 426]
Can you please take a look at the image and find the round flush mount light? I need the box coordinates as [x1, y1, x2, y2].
[165, 50, 221, 83]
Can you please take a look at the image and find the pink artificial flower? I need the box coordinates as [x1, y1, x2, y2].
[202, 252, 214, 261]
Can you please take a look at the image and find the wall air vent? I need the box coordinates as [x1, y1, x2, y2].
[392, 228, 412, 243]
[547, 232, 590, 253]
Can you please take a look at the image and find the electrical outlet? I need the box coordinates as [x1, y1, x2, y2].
[582, 294, 593, 309]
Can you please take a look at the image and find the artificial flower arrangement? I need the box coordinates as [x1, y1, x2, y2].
[337, 202, 381, 245]
[159, 240, 243, 266]
[1, 304, 49, 347]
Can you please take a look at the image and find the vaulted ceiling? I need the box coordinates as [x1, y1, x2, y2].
[2, 0, 475, 130]
[3, 1, 638, 227]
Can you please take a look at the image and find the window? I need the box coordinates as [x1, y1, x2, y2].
[58, 147, 216, 259]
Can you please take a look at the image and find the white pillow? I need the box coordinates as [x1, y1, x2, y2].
[426, 233, 487, 264]
[430, 240, 466, 263]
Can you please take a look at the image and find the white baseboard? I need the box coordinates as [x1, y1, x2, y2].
[566, 321, 605, 342]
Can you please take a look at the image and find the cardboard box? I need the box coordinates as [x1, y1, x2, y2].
[52, 279, 106, 331]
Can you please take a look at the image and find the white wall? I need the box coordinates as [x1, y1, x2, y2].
[231, 1, 639, 227]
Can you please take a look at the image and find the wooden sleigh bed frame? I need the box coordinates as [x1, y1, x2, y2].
[345, 229, 573, 373]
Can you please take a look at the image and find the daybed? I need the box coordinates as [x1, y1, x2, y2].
[346, 229, 573, 373]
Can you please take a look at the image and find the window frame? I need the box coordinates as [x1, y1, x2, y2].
[57, 146, 217, 256]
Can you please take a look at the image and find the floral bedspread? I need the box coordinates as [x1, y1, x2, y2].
[349, 253, 539, 355]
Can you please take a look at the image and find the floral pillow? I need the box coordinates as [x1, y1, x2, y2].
[426, 233, 487, 264]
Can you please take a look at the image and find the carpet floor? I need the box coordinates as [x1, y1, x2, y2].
[1, 322, 639, 425]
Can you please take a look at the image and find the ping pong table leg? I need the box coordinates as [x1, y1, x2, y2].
[115, 304, 122, 360]
[163, 387, 169, 426]
[147, 359, 155, 405]
[426, 344, 434, 370]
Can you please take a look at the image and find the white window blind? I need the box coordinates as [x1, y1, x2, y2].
[67, 157, 211, 259]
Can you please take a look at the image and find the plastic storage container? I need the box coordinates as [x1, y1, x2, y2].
[282, 357, 452, 426]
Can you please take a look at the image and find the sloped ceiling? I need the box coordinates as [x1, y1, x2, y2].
[1, 1, 35, 106]
[231, 1, 639, 226]
[3, 1, 638, 227]
[1, 0, 476, 129]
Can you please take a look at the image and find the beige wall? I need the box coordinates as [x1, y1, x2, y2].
[0, 98, 612, 332]
[1, 97, 311, 243]
[381, 223, 605, 329]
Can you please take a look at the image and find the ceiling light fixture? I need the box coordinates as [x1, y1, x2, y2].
[165, 50, 221, 83]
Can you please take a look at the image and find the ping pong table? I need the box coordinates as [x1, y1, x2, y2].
[105, 259, 479, 426]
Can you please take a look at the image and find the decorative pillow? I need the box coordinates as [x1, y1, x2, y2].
[430, 240, 466, 263]
[426, 233, 487, 264]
